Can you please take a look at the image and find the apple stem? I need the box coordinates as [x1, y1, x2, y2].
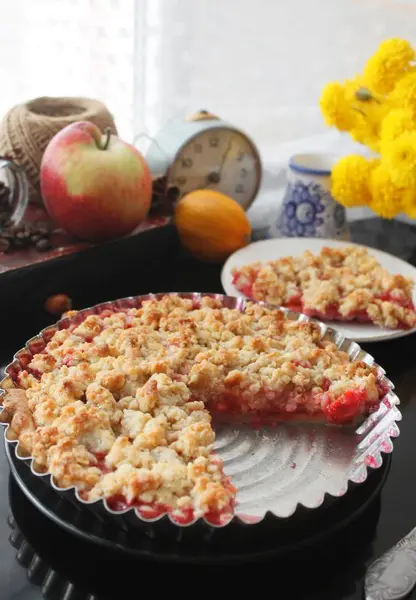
[101, 127, 112, 151]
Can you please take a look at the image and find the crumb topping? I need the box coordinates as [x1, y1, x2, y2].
[232, 246, 416, 329]
[1, 295, 385, 521]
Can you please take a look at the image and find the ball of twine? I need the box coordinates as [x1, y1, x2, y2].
[0, 97, 118, 205]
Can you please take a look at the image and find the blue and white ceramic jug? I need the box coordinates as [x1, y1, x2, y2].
[272, 153, 349, 240]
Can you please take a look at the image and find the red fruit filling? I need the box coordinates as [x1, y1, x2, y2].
[101, 483, 235, 525]
[105, 495, 234, 525]
[232, 273, 254, 299]
[324, 388, 369, 424]
[233, 272, 415, 329]
[208, 383, 379, 427]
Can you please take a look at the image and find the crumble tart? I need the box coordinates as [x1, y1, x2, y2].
[1, 295, 388, 524]
[231, 246, 416, 330]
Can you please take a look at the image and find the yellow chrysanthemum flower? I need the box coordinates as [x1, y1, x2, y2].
[344, 76, 366, 101]
[402, 188, 416, 218]
[320, 38, 416, 220]
[331, 155, 379, 208]
[401, 192, 416, 219]
[350, 118, 380, 153]
[389, 72, 416, 116]
[369, 164, 406, 218]
[382, 131, 416, 188]
[364, 38, 415, 95]
[319, 82, 356, 131]
[350, 96, 388, 152]
[380, 108, 416, 147]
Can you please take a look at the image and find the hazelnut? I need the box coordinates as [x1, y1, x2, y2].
[44, 294, 72, 316]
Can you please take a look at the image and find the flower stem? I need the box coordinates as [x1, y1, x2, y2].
[353, 107, 366, 116]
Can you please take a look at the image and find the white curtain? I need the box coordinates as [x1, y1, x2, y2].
[1, 0, 416, 164]
[0, 0, 135, 139]
[132, 0, 416, 160]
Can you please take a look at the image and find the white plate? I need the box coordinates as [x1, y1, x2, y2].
[221, 237, 416, 343]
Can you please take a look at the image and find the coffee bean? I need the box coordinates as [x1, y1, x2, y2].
[37, 226, 50, 237]
[167, 185, 180, 201]
[10, 225, 24, 235]
[35, 239, 51, 252]
[0, 209, 55, 253]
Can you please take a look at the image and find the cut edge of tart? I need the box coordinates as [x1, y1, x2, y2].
[0, 293, 392, 527]
[231, 246, 416, 330]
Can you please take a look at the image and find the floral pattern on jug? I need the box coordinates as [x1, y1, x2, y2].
[271, 153, 349, 241]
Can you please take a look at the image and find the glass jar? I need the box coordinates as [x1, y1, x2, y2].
[0, 159, 29, 231]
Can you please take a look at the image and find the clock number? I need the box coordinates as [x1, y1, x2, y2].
[177, 176, 187, 186]
[235, 183, 245, 194]
[181, 158, 193, 168]
[240, 167, 248, 178]
[236, 151, 244, 162]
[194, 143, 203, 153]
[210, 136, 219, 148]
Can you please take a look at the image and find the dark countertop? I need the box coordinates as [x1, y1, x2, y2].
[1, 218, 416, 599]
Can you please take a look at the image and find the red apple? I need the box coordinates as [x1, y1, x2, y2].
[40, 121, 152, 242]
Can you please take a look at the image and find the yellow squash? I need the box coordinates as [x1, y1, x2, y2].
[175, 189, 251, 261]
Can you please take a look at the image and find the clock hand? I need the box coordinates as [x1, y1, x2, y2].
[205, 137, 236, 188]
[218, 137, 235, 179]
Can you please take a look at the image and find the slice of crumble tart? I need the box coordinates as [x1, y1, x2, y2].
[232, 246, 416, 330]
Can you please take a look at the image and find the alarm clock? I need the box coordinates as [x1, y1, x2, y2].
[144, 110, 262, 210]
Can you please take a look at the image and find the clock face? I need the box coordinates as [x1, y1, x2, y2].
[168, 127, 261, 208]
